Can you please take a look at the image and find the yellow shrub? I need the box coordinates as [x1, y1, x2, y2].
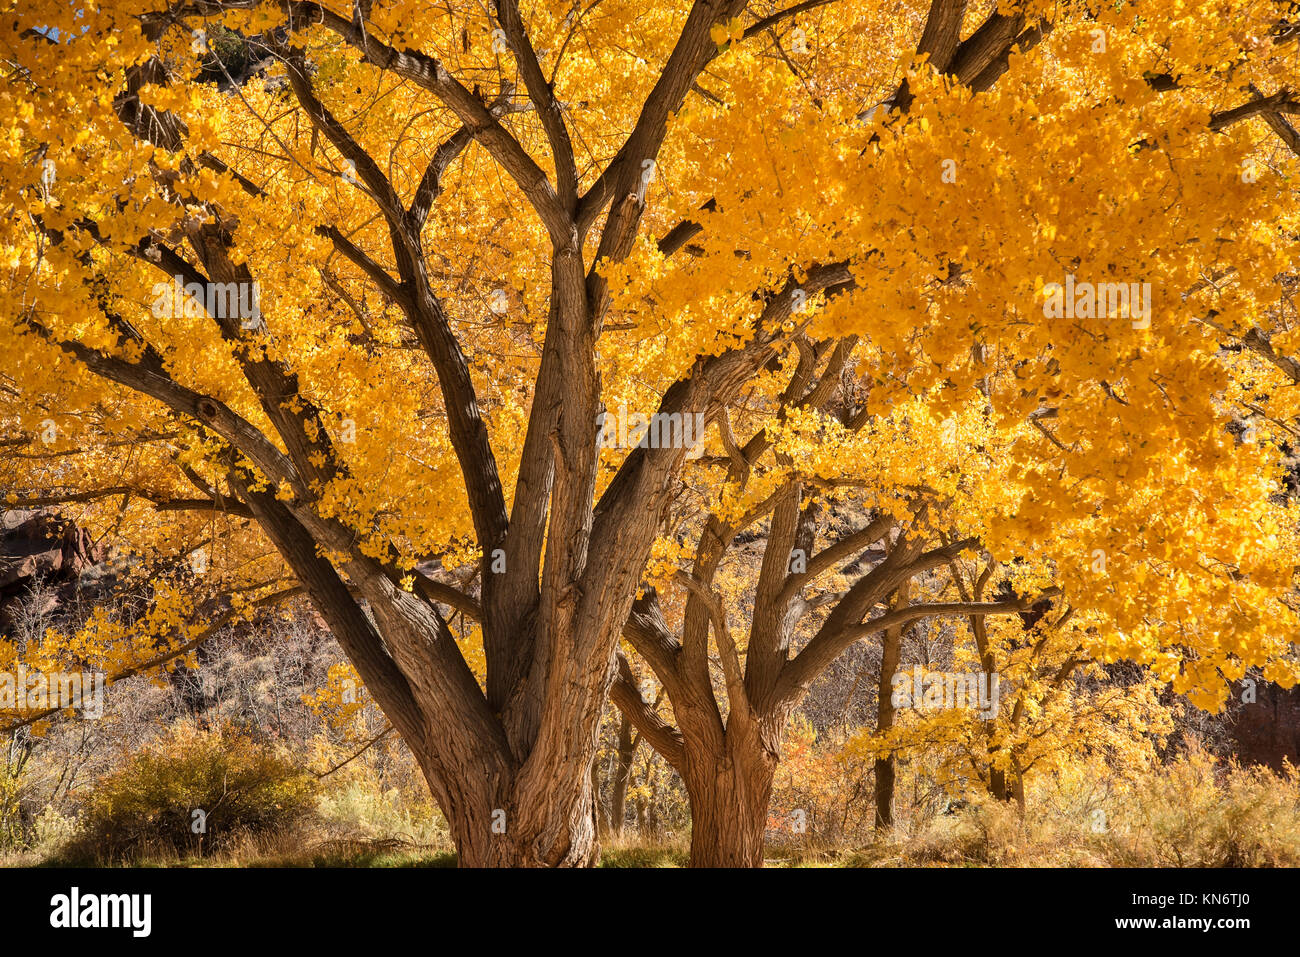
[1105, 749, 1300, 867]
[75, 722, 315, 862]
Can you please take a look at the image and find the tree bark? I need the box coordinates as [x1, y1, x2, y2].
[988, 766, 1009, 802]
[874, 756, 897, 830]
[609, 714, 638, 836]
[874, 584, 910, 829]
[591, 759, 609, 839]
[681, 720, 779, 868]
[411, 724, 599, 868]
[340, 574, 603, 868]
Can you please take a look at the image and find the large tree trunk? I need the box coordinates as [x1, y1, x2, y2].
[235, 481, 590, 866]
[395, 700, 600, 868]
[348, 572, 608, 868]
[681, 720, 779, 867]
[438, 769, 600, 868]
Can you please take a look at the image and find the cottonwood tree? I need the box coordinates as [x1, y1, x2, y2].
[2, 0, 1300, 867]
[849, 570, 1177, 826]
[592, 0, 1300, 863]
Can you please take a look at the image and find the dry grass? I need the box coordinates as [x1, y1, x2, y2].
[8, 748, 1297, 868]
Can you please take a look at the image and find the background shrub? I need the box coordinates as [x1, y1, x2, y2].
[73, 722, 315, 862]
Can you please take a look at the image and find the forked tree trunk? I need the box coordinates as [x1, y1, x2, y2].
[244, 488, 619, 867]
[378, 689, 603, 867]
[393, 689, 603, 868]
[343, 572, 610, 868]
[681, 720, 779, 868]
[440, 776, 600, 868]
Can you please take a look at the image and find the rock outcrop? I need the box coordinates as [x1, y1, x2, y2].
[0, 509, 105, 634]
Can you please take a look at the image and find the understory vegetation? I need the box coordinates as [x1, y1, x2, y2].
[1, 594, 1295, 868]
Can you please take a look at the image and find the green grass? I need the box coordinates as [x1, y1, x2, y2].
[598, 844, 689, 868]
[249, 840, 458, 868]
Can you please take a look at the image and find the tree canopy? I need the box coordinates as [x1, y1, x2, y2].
[3, 0, 1299, 865]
